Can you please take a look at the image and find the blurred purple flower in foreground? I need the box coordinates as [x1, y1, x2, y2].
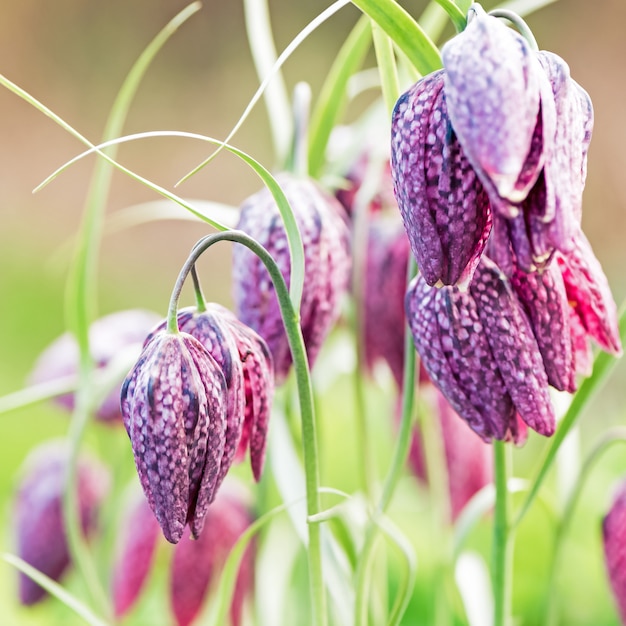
[29, 309, 160, 424]
[112, 482, 254, 626]
[603, 481, 626, 624]
[14, 442, 109, 605]
[233, 173, 351, 382]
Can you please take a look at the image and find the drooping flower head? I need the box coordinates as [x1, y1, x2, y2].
[14, 441, 109, 605]
[232, 173, 352, 381]
[29, 309, 161, 424]
[120, 330, 227, 544]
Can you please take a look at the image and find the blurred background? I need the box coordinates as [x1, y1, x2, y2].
[1, 0, 626, 624]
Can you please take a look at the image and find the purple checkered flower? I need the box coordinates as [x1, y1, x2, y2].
[14, 442, 109, 605]
[603, 480, 626, 623]
[406, 256, 555, 441]
[232, 173, 351, 381]
[29, 309, 161, 424]
[120, 330, 227, 544]
[391, 8, 595, 285]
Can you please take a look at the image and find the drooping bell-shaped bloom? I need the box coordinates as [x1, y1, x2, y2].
[111, 492, 160, 619]
[29, 309, 161, 424]
[217, 306, 274, 482]
[391, 69, 491, 288]
[232, 173, 352, 381]
[603, 480, 626, 623]
[362, 212, 410, 388]
[408, 384, 493, 520]
[14, 441, 109, 605]
[170, 482, 254, 626]
[120, 330, 227, 543]
[406, 256, 555, 441]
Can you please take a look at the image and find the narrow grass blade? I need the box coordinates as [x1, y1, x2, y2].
[1, 553, 109, 626]
[176, 0, 351, 186]
[349, 0, 441, 75]
[308, 16, 372, 178]
[432, 0, 467, 32]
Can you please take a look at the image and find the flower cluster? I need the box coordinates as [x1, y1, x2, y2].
[391, 8, 621, 441]
[120, 304, 273, 544]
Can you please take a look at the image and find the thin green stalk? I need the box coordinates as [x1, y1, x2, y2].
[371, 21, 399, 116]
[493, 440, 513, 626]
[513, 304, 626, 528]
[0, 376, 77, 416]
[190, 265, 207, 313]
[168, 230, 326, 626]
[488, 9, 539, 51]
[544, 428, 626, 626]
[354, 257, 417, 626]
[60, 6, 201, 617]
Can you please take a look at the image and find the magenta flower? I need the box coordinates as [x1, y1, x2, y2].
[603, 481, 626, 623]
[29, 309, 160, 424]
[170, 482, 254, 626]
[232, 173, 351, 381]
[406, 256, 555, 441]
[111, 492, 160, 619]
[14, 442, 109, 605]
[362, 212, 410, 388]
[120, 331, 227, 543]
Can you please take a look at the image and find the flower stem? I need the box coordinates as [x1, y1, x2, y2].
[170, 230, 327, 626]
[190, 265, 207, 312]
[488, 9, 539, 52]
[493, 440, 513, 626]
[354, 257, 417, 626]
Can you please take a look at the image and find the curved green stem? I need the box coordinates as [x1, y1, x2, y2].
[190, 265, 207, 313]
[169, 230, 326, 626]
[354, 257, 417, 626]
[544, 428, 626, 625]
[513, 305, 626, 529]
[488, 9, 539, 51]
[492, 440, 513, 626]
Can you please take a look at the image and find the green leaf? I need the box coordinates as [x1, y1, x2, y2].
[432, 0, 467, 33]
[1, 553, 109, 626]
[349, 0, 441, 75]
[33, 130, 306, 311]
[308, 16, 372, 178]
[371, 20, 400, 115]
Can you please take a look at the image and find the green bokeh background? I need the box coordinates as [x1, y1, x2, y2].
[1, 1, 626, 624]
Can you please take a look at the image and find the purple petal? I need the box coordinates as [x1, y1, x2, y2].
[442, 12, 541, 202]
[391, 71, 491, 287]
[470, 259, 555, 436]
[603, 482, 626, 624]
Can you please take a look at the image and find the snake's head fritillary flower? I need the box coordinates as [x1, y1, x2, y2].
[170, 481, 254, 626]
[14, 441, 109, 605]
[391, 70, 491, 288]
[406, 257, 555, 441]
[120, 330, 227, 543]
[111, 492, 160, 619]
[147, 306, 246, 498]
[29, 309, 161, 424]
[603, 481, 626, 623]
[232, 173, 351, 381]
[363, 212, 410, 388]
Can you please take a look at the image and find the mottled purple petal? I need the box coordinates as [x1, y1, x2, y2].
[511, 261, 575, 392]
[442, 11, 541, 202]
[391, 71, 491, 287]
[557, 232, 622, 355]
[603, 481, 626, 623]
[470, 259, 555, 436]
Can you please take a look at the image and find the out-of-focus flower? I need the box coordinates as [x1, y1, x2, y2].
[232, 173, 352, 381]
[170, 482, 254, 626]
[603, 481, 626, 623]
[111, 492, 160, 619]
[362, 212, 410, 389]
[14, 441, 109, 605]
[409, 385, 493, 520]
[29, 309, 161, 424]
[406, 257, 554, 441]
[120, 330, 227, 544]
